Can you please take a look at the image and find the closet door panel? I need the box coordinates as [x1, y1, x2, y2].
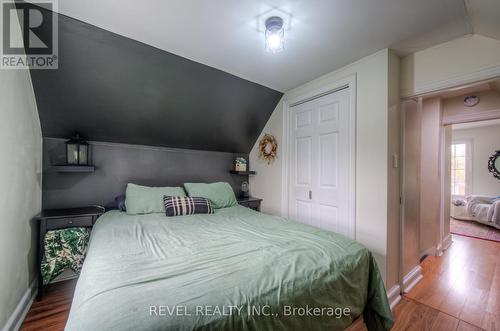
[288, 88, 351, 236]
[289, 106, 314, 225]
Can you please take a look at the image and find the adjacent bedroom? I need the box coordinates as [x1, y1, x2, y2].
[1, 1, 500, 331]
[450, 118, 500, 242]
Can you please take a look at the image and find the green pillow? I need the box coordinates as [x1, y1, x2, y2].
[183, 182, 237, 209]
[125, 183, 186, 214]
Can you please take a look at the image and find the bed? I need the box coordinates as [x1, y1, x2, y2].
[65, 205, 393, 330]
[452, 195, 500, 229]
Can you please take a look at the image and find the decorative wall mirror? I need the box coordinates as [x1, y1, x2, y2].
[488, 150, 500, 180]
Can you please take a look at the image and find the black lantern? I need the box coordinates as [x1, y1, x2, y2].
[66, 133, 89, 165]
[241, 181, 250, 198]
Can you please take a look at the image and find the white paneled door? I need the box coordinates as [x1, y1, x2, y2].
[288, 88, 352, 237]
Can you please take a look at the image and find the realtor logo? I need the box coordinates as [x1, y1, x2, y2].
[1, 0, 58, 69]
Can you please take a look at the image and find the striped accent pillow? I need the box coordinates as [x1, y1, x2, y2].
[163, 196, 214, 217]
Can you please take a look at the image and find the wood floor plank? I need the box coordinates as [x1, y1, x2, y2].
[429, 312, 460, 331]
[411, 235, 498, 329]
[20, 279, 76, 331]
[459, 287, 489, 327]
[481, 312, 500, 331]
[457, 320, 484, 331]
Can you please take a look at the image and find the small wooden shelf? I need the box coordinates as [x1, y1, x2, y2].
[230, 170, 256, 175]
[53, 165, 95, 173]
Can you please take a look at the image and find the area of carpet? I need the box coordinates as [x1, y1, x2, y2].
[450, 218, 500, 243]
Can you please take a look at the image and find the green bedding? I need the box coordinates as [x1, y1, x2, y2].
[65, 206, 393, 331]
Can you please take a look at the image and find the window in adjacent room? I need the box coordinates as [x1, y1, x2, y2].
[451, 141, 472, 197]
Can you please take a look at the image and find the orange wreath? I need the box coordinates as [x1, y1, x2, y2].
[258, 134, 278, 164]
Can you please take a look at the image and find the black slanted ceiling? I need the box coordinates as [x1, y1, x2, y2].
[29, 7, 283, 153]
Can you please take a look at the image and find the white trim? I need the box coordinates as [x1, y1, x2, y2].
[442, 108, 500, 126]
[421, 245, 438, 258]
[439, 124, 446, 261]
[1, 280, 37, 331]
[437, 234, 453, 255]
[401, 65, 500, 98]
[386, 285, 402, 310]
[402, 265, 423, 293]
[281, 74, 357, 239]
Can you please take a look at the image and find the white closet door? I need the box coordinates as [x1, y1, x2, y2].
[289, 88, 350, 236]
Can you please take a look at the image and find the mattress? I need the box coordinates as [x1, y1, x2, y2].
[65, 206, 393, 331]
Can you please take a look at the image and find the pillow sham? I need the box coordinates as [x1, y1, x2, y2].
[183, 182, 237, 209]
[125, 183, 186, 214]
[163, 196, 214, 217]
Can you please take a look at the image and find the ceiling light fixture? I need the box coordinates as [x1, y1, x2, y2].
[265, 16, 284, 53]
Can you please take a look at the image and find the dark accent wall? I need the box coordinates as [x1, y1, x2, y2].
[28, 6, 282, 154]
[42, 138, 248, 209]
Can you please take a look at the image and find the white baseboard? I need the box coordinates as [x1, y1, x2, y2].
[421, 246, 437, 258]
[402, 265, 423, 293]
[386, 285, 401, 310]
[1, 280, 37, 331]
[436, 234, 453, 255]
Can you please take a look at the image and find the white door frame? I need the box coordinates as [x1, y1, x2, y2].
[401, 73, 500, 260]
[281, 74, 357, 239]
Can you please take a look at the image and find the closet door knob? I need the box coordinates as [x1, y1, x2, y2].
[309, 190, 312, 200]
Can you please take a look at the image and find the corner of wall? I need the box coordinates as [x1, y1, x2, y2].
[249, 98, 285, 216]
[385, 50, 401, 289]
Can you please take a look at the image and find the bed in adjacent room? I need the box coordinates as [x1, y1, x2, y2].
[65, 184, 393, 331]
[452, 195, 500, 229]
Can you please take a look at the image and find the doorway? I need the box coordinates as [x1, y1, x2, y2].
[447, 119, 500, 242]
[400, 77, 500, 293]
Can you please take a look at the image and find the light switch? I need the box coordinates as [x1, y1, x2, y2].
[392, 154, 399, 168]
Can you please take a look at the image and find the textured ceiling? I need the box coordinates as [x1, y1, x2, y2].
[29, 8, 283, 153]
[40, 0, 475, 92]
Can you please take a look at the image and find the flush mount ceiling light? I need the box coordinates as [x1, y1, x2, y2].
[265, 16, 284, 53]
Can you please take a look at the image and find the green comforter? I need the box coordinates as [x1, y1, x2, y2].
[65, 206, 393, 331]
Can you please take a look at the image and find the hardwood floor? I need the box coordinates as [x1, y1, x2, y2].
[20, 235, 499, 330]
[20, 279, 77, 331]
[406, 235, 500, 330]
[348, 234, 500, 331]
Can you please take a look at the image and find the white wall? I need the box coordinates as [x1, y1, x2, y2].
[386, 51, 401, 289]
[0, 10, 42, 329]
[250, 49, 399, 287]
[452, 123, 500, 196]
[248, 98, 284, 216]
[401, 34, 500, 97]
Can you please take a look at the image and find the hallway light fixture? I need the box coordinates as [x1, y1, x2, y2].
[265, 16, 284, 53]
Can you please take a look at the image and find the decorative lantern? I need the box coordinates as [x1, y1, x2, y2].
[66, 133, 89, 165]
[241, 181, 250, 198]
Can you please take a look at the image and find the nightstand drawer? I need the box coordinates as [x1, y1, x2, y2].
[46, 216, 93, 230]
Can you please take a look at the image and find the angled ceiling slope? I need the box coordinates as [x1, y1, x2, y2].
[27, 6, 283, 153]
[41, 0, 472, 91]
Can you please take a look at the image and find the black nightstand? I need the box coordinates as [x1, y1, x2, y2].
[237, 197, 262, 211]
[36, 206, 104, 300]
